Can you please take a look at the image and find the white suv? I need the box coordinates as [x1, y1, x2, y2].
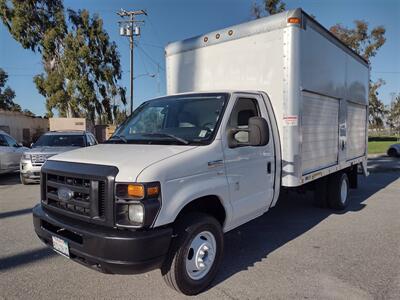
[20, 131, 97, 184]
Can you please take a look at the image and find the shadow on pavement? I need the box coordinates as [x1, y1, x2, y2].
[368, 155, 400, 173]
[0, 172, 21, 186]
[212, 172, 400, 289]
[0, 208, 32, 219]
[0, 247, 56, 272]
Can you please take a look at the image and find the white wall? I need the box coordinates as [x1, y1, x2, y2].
[49, 118, 86, 131]
[0, 110, 49, 144]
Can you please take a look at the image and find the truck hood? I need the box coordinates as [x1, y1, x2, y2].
[48, 144, 197, 181]
[25, 146, 80, 155]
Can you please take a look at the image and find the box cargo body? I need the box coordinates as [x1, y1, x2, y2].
[165, 8, 369, 187]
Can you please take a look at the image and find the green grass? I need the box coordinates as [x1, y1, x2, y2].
[368, 141, 394, 154]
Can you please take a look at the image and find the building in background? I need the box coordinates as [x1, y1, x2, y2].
[94, 124, 116, 142]
[0, 110, 49, 146]
[49, 117, 93, 132]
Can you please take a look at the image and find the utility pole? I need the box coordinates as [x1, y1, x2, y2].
[117, 9, 147, 114]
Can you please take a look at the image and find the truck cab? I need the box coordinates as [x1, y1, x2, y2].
[33, 91, 279, 294]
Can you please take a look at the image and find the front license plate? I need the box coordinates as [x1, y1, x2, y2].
[52, 236, 70, 257]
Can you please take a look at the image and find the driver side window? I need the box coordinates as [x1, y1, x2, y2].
[128, 107, 165, 134]
[228, 98, 260, 143]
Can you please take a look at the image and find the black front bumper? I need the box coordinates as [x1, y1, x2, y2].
[33, 204, 172, 274]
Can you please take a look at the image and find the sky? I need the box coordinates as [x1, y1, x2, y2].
[0, 0, 399, 117]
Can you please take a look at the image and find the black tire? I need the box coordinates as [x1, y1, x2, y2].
[328, 172, 350, 210]
[20, 173, 29, 185]
[313, 177, 328, 208]
[387, 148, 397, 157]
[161, 213, 224, 295]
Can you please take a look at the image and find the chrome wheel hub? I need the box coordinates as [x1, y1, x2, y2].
[185, 231, 216, 280]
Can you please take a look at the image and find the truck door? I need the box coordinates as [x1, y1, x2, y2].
[221, 93, 275, 226]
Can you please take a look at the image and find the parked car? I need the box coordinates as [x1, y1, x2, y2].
[20, 131, 97, 184]
[0, 130, 28, 175]
[387, 143, 400, 157]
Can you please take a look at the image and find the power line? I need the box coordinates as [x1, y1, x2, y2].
[372, 71, 400, 74]
[139, 42, 164, 49]
[146, 15, 165, 46]
[136, 45, 165, 71]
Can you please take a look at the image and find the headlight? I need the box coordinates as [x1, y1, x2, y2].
[115, 182, 161, 228]
[128, 203, 144, 224]
[22, 154, 31, 160]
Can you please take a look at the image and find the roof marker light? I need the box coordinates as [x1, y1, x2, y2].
[288, 17, 301, 24]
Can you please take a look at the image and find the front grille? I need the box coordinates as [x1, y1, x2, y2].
[32, 154, 52, 165]
[98, 181, 106, 218]
[40, 161, 118, 227]
[44, 172, 106, 220]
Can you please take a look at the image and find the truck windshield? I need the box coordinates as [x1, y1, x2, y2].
[33, 135, 85, 147]
[111, 93, 228, 145]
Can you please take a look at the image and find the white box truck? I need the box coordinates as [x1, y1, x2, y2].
[33, 8, 368, 295]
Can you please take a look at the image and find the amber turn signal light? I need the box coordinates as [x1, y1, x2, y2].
[127, 184, 145, 198]
[147, 186, 160, 197]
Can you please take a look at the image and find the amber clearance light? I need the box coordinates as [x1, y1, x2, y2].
[287, 17, 301, 24]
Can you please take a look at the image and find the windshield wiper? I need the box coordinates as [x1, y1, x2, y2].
[107, 134, 128, 144]
[141, 133, 189, 145]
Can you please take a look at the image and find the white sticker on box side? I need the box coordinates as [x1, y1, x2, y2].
[283, 115, 298, 127]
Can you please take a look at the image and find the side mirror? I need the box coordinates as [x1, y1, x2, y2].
[227, 129, 239, 148]
[227, 117, 270, 148]
[14, 143, 23, 148]
[30, 143, 34, 148]
[248, 117, 269, 146]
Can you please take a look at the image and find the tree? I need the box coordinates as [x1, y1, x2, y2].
[23, 109, 36, 117]
[0, 0, 126, 123]
[0, 67, 21, 111]
[387, 94, 400, 134]
[252, 0, 286, 19]
[368, 79, 386, 129]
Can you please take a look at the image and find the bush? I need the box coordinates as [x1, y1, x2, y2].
[368, 136, 399, 142]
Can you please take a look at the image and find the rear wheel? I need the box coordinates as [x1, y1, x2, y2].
[387, 148, 397, 157]
[162, 213, 223, 295]
[328, 172, 350, 210]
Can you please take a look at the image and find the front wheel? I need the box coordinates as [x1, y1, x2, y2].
[162, 213, 224, 295]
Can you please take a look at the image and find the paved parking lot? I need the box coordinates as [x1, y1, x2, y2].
[1, 156, 399, 299]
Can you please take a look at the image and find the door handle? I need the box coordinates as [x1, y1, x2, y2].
[267, 162, 272, 174]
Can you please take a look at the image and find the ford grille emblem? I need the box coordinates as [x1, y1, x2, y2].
[58, 187, 74, 201]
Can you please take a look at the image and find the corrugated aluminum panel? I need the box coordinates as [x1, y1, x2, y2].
[301, 92, 339, 174]
[347, 102, 367, 159]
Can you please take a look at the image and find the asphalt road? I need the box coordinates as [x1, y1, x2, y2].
[1, 156, 399, 299]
